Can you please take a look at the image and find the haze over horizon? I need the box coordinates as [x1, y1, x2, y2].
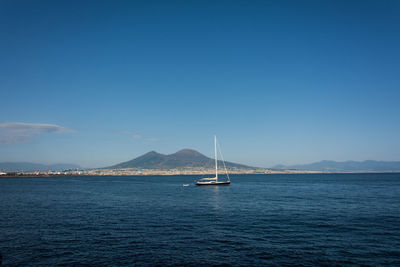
[1, 1, 400, 168]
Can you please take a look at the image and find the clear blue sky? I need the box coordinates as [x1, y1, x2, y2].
[1, 0, 400, 168]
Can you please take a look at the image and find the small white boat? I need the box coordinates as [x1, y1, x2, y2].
[196, 135, 231, 186]
[182, 184, 190, 187]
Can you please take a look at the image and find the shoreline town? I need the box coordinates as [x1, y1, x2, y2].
[1, 168, 397, 178]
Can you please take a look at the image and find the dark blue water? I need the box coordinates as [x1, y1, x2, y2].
[1, 174, 400, 266]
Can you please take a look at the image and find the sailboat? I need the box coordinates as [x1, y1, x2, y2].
[195, 136, 231, 186]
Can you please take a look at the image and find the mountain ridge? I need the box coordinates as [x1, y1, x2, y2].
[273, 160, 400, 172]
[0, 162, 82, 172]
[107, 149, 253, 169]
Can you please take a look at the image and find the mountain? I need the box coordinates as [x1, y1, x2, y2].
[107, 149, 253, 169]
[273, 160, 400, 172]
[0, 162, 82, 172]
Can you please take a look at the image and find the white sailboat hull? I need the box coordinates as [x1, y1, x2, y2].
[196, 180, 230, 186]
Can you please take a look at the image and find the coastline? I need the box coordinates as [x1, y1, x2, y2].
[1, 169, 399, 178]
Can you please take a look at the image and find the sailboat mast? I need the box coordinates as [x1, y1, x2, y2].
[215, 135, 218, 180]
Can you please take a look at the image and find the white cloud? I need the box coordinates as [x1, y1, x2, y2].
[0, 122, 74, 145]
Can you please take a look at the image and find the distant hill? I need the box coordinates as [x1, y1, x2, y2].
[107, 149, 253, 169]
[0, 162, 82, 172]
[273, 160, 400, 172]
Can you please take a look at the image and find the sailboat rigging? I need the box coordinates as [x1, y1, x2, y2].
[195, 136, 231, 186]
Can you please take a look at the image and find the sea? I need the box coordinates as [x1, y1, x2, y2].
[1, 173, 400, 266]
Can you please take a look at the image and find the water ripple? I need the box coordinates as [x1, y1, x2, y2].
[1, 174, 400, 265]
